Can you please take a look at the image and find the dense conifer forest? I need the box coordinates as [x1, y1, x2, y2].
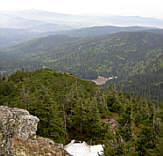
[0, 29, 162, 101]
[0, 25, 163, 155]
[0, 69, 162, 155]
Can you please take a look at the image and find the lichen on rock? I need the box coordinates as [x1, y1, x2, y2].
[0, 106, 70, 156]
[0, 106, 39, 156]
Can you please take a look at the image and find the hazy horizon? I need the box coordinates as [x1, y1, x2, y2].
[0, 0, 163, 19]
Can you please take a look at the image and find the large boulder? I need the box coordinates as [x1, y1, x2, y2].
[0, 106, 39, 156]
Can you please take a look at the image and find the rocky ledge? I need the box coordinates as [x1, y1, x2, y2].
[0, 106, 70, 156]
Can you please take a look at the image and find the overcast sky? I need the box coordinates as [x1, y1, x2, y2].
[0, 0, 163, 19]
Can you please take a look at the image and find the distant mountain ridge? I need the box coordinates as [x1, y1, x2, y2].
[0, 28, 44, 49]
[0, 10, 74, 31]
[1, 10, 163, 28]
[53, 26, 154, 38]
[1, 9, 163, 49]
[0, 25, 156, 51]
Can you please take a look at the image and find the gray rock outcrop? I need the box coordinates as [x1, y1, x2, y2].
[0, 106, 39, 156]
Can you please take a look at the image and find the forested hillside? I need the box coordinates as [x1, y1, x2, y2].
[1, 5, 163, 156]
[2, 35, 78, 56]
[119, 69, 163, 101]
[0, 69, 161, 155]
[1, 31, 163, 78]
[109, 52, 163, 100]
[48, 31, 163, 79]
[0, 30, 163, 100]
[0, 28, 42, 49]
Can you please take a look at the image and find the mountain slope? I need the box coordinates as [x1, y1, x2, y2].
[1, 31, 163, 78]
[33, 31, 163, 79]
[0, 30, 163, 100]
[2, 35, 78, 56]
[53, 26, 153, 38]
[0, 68, 160, 155]
[0, 25, 152, 49]
[120, 69, 163, 101]
[30, 23, 72, 32]
[0, 28, 43, 49]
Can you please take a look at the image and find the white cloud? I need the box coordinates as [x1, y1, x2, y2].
[0, 0, 163, 19]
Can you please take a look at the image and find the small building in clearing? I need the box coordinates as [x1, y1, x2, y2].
[92, 76, 118, 85]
